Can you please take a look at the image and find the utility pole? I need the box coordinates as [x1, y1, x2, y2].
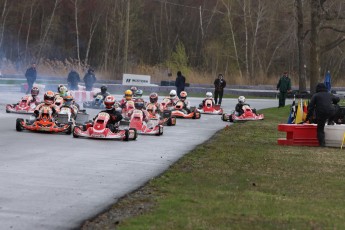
[124, 0, 130, 73]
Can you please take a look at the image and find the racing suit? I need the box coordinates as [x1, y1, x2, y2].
[34, 103, 60, 120]
[235, 103, 257, 116]
[29, 95, 40, 105]
[96, 108, 123, 132]
[93, 92, 110, 99]
[199, 98, 215, 109]
[179, 99, 191, 113]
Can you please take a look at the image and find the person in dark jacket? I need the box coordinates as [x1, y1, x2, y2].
[306, 83, 339, 147]
[276, 72, 291, 108]
[83, 68, 96, 91]
[25, 63, 37, 94]
[175, 71, 186, 98]
[214, 74, 226, 105]
[67, 69, 80, 90]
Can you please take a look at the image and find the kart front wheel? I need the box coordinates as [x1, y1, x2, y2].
[16, 118, 24, 131]
[221, 113, 227, 121]
[66, 125, 72, 135]
[72, 126, 79, 138]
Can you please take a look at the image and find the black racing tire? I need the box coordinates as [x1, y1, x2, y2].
[16, 118, 24, 131]
[129, 128, 137, 140]
[6, 109, 10, 113]
[156, 125, 163, 136]
[72, 126, 79, 138]
[123, 129, 129, 141]
[66, 125, 72, 135]
[229, 115, 234, 122]
[167, 117, 173, 126]
[221, 113, 227, 121]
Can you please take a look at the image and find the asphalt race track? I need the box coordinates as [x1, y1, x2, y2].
[0, 92, 279, 230]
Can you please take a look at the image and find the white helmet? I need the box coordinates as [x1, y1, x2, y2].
[238, 96, 246, 103]
[206, 92, 213, 99]
[169, 90, 177, 98]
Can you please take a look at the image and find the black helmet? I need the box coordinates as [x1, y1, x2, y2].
[101, 85, 107, 93]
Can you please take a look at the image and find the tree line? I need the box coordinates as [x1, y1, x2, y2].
[0, 0, 344, 90]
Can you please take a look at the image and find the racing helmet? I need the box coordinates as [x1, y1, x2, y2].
[206, 92, 213, 99]
[63, 94, 74, 106]
[134, 98, 145, 110]
[124, 90, 133, 101]
[58, 85, 68, 97]
[31, 87, 39, 96]
[135, 89, 143, 98]
[238, 96, 246, 104]
[180, 91, 187, 101]
[169, 90, 177, 98]
[54, 96, 64, 107]
[100, 85, 107, 94]
[104, 95, 115, 110]
[149, 92, 158, 103]
[44, 91, 55, 105]
[57, 84, 64, 93]
[130, 86, 137, 95]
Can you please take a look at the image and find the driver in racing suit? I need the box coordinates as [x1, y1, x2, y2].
[34, 91, 60, 119]
[93, 85, 110, 99]
[128, 98, 150, 122]
[198, 92, 215, 109]
[235, 96, 257, 116]
[178, 91, 191, 113]
[94, 95, 123, 132]
[146, 93, 164, 115]
[29, 86, 40, 105]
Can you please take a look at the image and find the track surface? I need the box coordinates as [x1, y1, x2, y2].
[0, 92, 279, 230]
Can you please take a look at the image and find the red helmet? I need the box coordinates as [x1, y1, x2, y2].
[104, 95, 115, 110]
[44, 91, 55, 105]
[149, 92, 158, 103]
[31, 87, 39, 96]
[134, 98, 145, 110]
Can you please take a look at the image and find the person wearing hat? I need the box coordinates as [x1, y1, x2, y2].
[276, 71, 291, 108]
[83, 68, 97, 91]
[214, 74, 226, 105]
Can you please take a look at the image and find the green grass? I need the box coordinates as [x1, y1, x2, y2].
[113, 106, 345, 230]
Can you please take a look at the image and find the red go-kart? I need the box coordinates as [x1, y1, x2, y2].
[6, 95, 39, 114]
[16, 105, 71, 134]
[222, 105, 264, 122]
[129, 109, 163, 135]
[171, 101, 201, 119]
[197, 99, 223, 115]
[73, 112, 137, 140]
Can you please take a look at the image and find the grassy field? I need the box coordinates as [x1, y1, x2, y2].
[84, 106, 345, 230]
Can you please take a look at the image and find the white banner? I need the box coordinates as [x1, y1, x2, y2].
[122, 74, 151, 86]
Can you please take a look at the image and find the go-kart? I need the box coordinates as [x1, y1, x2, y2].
[197, 99, 223, 115]
[16, 105, 72, 134]
[83, 94, 105, 109]
[55, 105, 89, 126]
[222, 105, 264, 122]
[129, 109, 163, 135]
[171, 101, 201, 119]
[73, 112, 137, 140]
[146, 103, 176, 126]
[6, 95, 39, 114]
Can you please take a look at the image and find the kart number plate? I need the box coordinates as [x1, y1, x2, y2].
[92, 134, 105, 138]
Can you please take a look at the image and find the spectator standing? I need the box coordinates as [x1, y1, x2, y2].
[306, 83, 339, 147]
[67, 69, 80, 90]
[25, 63, 37, 94]
[214, 73, 226, 105]
[324, 70, 331, 93]
[175, 71, 186, 98]
[83, 68, 96, 91]
[276, 71, 291, 108]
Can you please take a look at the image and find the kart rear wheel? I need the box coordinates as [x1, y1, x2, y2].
[156, 125, 163, 136]
[6, 109, 10, 113]
[129, 128, 137, 140]
[229, 115, 234, 122]
[123, 129, 129, 141]
[16, 118, 24, 131]
[72, 126, 79, 138]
